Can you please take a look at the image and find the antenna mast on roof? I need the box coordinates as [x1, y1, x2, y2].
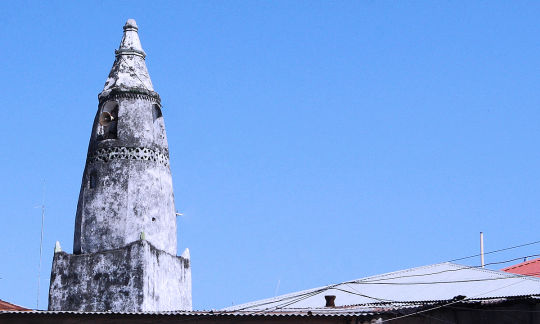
[480, 232, 485, 268]
[35, 180, 45, 309]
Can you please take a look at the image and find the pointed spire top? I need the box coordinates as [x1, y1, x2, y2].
[100, 19, 157, 100]
[115, 18, 146, 58]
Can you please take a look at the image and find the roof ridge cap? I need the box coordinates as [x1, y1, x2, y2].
[446, 262, 540, 281]
[358, 262, 451, 281]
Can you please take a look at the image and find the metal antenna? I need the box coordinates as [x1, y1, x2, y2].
[274, 279, 281, 297]
[35, 180, 45, 310]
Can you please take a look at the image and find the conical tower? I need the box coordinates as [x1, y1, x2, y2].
[48, 19, 191, 312]
[73, 18, 176, 256]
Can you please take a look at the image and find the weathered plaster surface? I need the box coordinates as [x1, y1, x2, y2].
[48, 240, 191, 311]
[49, 19, 191, 312]
[74, 56, 175, 256]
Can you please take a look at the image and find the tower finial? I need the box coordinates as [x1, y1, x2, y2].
[124, 19, 138, 31]
[115, 18, 145, 58]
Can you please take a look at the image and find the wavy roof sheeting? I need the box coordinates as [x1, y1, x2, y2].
[225, 262, 540, 312]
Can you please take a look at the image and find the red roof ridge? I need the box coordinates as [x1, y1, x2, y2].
[502, 258, 540, 271]
[0, 299, 30, 311]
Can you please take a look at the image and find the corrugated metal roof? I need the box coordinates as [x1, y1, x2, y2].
[502, 257, 540, 278]
[1, 296, 538, 318]
[0, 309, 380, 317]
[224, 262, 540, 311]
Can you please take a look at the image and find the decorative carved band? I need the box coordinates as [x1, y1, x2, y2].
[88, 146, 169, 167]
[115, 48, 146, 58]
[98, 91, 161, 105]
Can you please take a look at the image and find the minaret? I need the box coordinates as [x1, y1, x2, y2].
[73, 18, 176, 256]
[48, 19, 191, 312]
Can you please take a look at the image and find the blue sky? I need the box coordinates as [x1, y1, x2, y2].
[1, 1, 540, 310]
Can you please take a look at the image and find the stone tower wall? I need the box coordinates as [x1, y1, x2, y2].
[74, 93, 177, 256]
[49, 240, 191, 312]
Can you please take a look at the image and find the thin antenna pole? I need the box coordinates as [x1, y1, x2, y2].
[274, 279, 281, 297]
[36, 180, 45, 309]
[480, 232, 485, 268]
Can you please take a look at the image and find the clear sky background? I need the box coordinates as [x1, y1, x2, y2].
[1, 1, 540, 310]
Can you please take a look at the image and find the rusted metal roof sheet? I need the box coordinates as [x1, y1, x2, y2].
[0, 300, 30, 311]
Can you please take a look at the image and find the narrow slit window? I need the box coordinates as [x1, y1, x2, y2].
[152, 104, 162, 122]
[89, 171, 98, 189]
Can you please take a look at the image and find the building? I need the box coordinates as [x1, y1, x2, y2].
[502, 257, 540, 278]
[3, 262, 540, 323]
[224, 262, 540, 320]
[2, 18, 540, 324]
[47, 19, 191, 312]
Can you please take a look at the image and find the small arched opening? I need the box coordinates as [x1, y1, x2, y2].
[97, 101, 119, 141]
[152, 104, 162, 122]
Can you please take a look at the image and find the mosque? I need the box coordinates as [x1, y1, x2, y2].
[1, 19, 539, 323]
